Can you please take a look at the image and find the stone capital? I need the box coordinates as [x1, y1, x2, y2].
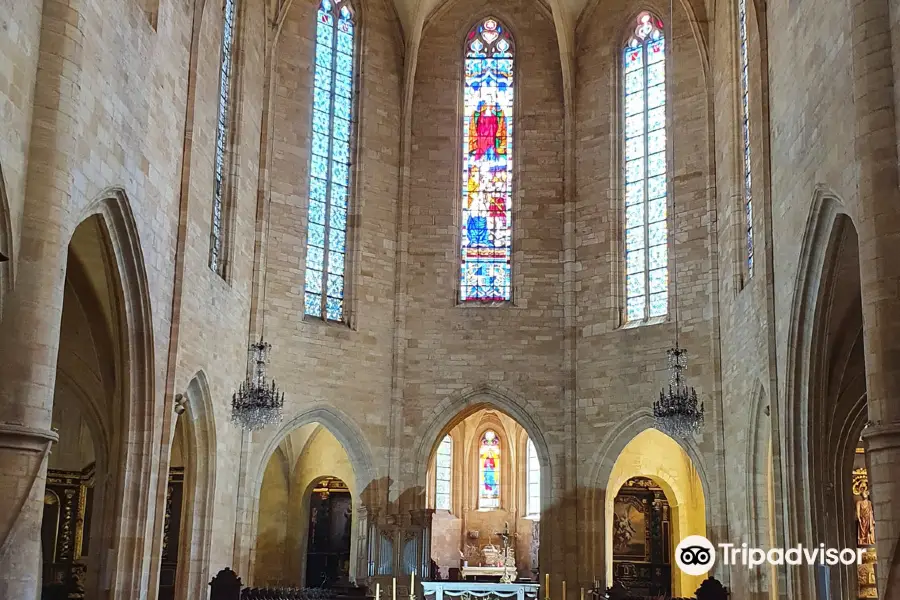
[861, 421, 900, 452]
[0, 422, 59, 452]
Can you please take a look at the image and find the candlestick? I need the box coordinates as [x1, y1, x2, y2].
[393, 578, 396, 600]
[376, 583, 381, 600]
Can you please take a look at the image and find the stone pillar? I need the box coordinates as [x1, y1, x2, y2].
[851, 0, 900, 591]
[0, 0, 86, 596]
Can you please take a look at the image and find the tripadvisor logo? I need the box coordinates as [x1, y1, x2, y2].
[674, 536, 866, 575]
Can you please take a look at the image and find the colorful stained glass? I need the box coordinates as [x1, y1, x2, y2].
[479, 430, 500, 508]
[210, 0, 238, 274]
[623, 12, 668, 322]
[435, 436, 452, 510]
[305, 0, 355, 321]
[526, 438, 540, 518]
[739, 0, 754, 275]
[460, 18, 514, 303]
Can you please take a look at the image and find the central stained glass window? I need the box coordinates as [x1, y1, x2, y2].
[479, 430, 500, 508]
[304, 0, 355, 322]
[460, 18, 514, 303]
[623, 12, 668, 322]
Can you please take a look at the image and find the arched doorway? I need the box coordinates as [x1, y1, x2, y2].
[253, 423, 361, 588]
[306, 477, 354, 587]
[604, 428, 707, 596]
[424, 405, 547, 582]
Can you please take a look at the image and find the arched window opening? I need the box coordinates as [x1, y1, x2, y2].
[479, 430, 501, 509]
[526, 438, 540, 518]
[738, 0, 754, 276]
[460, 18, 514, 303]
[210, 0, 239, 276]
[435, 435, 452, 510]
[304, 0, 356, 322]
[623, 12, 668, 322]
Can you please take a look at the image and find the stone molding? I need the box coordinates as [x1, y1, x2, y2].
[0, 422, 59, 451]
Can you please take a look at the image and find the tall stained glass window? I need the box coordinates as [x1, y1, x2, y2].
[739, 0, 754, 276]
[623, 12, 668, 322]
[479, 430, 500, 509]
[526, 438, 540, 517]
[460, 18, 514, 303]
[304, 0, 356, 321]
[210, 0, 238, 274]
[435, 435, 452, 510]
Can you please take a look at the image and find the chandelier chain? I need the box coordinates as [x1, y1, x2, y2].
[652, 0, 704, 438]
[231, 164, 285, 431]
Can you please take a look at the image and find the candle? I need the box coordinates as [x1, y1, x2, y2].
[393, 578, 397, 600]
[580, 588, 584, 600]
[545, 574, 549, 595]
[562, 580, 566, 600]
[376, 584, 381, 600]
[411, 570, 415, 590]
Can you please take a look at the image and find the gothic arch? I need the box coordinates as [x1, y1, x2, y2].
[174, 371, 218, 600]
[73, 187, 156, 598]
[589, 408, 711, 506]
[413, 383, 553, 503]
[252, 406, 376, 496]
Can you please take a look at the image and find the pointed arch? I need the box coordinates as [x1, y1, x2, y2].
[252, 406, 376, 500]
[173, 371, 218, 600]
[414, 383, 552, 525]
[589, 409, 711, 512]
[75, 187, 156, 598]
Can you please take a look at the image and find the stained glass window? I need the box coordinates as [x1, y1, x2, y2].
[435, 435, 452, 510]
[739, 0, 754, 276]
[623, 13, 668, 322]
[304, 0, 356, 321]
[210, 0, 238, 274]
[460, 18, 514, 303]
[526, 438, 540, 518]
[479, 430, 500, 509]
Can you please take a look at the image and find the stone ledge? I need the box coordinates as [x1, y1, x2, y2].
[0, 423, 59, 451]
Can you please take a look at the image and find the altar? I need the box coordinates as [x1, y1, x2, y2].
[459, 565, 518, 581]
[421, 580, 541, 600]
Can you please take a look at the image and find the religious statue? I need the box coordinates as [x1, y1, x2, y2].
[856, 489, 876, 547]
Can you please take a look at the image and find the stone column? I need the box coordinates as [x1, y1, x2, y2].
[851, 0, 900, 593]
[0, 0, 86, 597]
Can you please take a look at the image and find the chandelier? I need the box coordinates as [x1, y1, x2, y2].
[653, 344, 704, 437]
[231, 339, 284, 431]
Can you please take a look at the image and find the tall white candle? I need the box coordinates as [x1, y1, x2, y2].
[393, 578, 397, 600]
[411, 570, 415, 590]
[376, 583, 381, 600]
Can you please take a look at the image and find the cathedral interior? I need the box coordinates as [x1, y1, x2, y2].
[0, 0, 899, 598]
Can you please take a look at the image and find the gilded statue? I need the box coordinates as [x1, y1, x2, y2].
[856, 489, 876, 547]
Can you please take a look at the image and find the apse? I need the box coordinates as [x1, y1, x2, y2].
[426, 407, 542, 581]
